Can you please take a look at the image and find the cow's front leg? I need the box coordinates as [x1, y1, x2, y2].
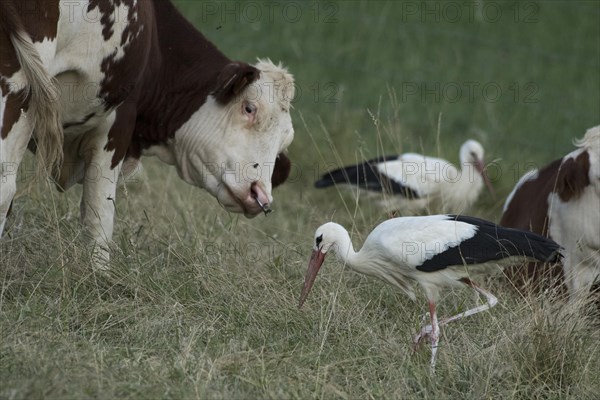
[81, 160, 121, 269]
[80, 115, 123, 270]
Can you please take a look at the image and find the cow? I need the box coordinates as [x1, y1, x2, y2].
[501, 126, 600, 300]
[0, 0, 295, 268]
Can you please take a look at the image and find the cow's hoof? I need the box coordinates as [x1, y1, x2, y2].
[91, 247, 111, 272]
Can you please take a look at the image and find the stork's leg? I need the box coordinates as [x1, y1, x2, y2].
[439, 278, 498, 326]
[413, 300, 440, 372]
[413, 279, 498, 353]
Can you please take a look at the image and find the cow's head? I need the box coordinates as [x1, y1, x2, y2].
[171, 59, 294, 217]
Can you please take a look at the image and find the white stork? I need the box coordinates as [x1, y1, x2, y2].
[298, 214, 561, 371]
[314, 140, 495, 214]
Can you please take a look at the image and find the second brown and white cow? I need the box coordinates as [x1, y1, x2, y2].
[501, 126, 600, 300]
[0, 0, 295, 267]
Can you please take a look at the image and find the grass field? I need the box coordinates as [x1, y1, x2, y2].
[2, 1, 600, 398]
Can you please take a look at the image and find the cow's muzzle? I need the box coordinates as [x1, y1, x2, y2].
[222, 181, 272, 217]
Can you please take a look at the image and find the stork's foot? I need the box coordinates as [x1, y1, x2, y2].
[413, 323, 434, 349]
[413, 324, 440, 372]
[413, 316, 449, 349]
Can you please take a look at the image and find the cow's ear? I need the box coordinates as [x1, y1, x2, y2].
[556, 151, 590, 201]
[272, 153, 291, 188]
[213, 62, 260, 105]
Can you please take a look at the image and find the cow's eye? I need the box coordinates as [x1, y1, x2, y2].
[243, 102, 257, 115]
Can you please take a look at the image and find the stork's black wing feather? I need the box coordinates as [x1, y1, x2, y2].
[314, 155, 419, 198]
[417, 215, 562, 272]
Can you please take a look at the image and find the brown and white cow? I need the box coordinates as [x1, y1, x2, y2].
[501, 126, 600, 300]
[0, 0, 294, 266]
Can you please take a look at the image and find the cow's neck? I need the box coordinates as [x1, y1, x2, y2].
[131, 0, 231, 158]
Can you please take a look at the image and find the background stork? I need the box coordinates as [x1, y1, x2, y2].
[314, 140, 495, 214]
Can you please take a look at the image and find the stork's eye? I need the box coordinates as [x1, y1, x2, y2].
[470, 151, 477, 158]
[316, 234, 323, 247]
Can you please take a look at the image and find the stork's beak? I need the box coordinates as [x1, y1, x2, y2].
[475, 160, 496, 199]
[299, 249, 326, 308]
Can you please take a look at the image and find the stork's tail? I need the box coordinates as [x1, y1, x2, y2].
[314, 157, 390, 191]
[450, 215, 563, 264]
[314, 165, 363, 188]
[315, 159, 419, 198]
[528, 232, 564, 263]
[519, 230, 563, 264]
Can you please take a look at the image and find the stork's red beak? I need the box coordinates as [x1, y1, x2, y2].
[299, 249, 326, 308]
[475, 160, 496, 199]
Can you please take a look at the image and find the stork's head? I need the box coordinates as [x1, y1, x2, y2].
[299, 222, 350, 308]
[459, 140, 495, 198]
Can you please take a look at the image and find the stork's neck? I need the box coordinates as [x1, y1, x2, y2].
[440, 162, 483, 210]
[332, 231, 360, 267]
[457, 163, 483, 186]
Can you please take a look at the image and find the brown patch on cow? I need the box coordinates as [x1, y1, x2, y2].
[500, 158, 565, 293]
[1, 0, 59, 43]
[98, 47, 137, 109]
[212, 62, 260, 105]
[501, 159, 563, 235]
[105, 103, 137, 169]
[129, 0, 231, 151]
[556, 151, 591, 202]
[0, 24, 29, 140]
[0, 25, 21, 137]
[95, 0, 144, 110]
[87, 0, 135, 41]
[272, 153, 291, 188]
[0, 88, 27, 139]
[0, 9, 21, 78]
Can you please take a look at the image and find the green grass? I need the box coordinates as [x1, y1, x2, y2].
[2, 1, 600, 398]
